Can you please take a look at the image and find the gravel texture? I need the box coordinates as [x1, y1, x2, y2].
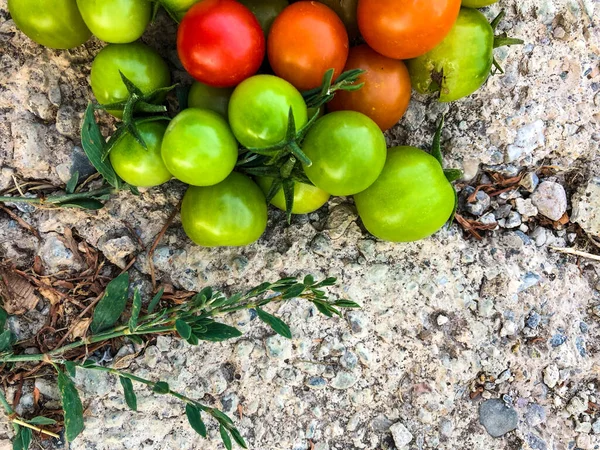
[1, 0, 600, 449]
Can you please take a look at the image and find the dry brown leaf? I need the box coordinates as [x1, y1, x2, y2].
[59, 228, 84, 267]
[33, 256, 44, 275]
[38, 287, 61, 306]
[33, 387, 40, 406]
[0, 267, 39, 314]
[70, 318, 92, 340]
[112, 352, 139, 370]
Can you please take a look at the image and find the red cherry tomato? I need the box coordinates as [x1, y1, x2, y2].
[177, 0, 265, 88]
[357, 0, 461, 60]
[268, 1, 349, 91]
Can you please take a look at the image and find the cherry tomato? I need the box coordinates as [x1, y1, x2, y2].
[268, 1, 349, 91]
[238, 0, 288, 36]
[407, 8, 493, 102]
[109, 120, 172, 188]
[177, 0, 265, 87]
[328, 45, 412, 132]
[462, 0, 498, 7]
[357, 0, 461, 60]
[354, 146, 455, 242]
[181, 172, 268, 247]
[187, 81, 233, 119]
[8, 0, 91, 49]
[315, 0, 359, 41]
[76, 0, 151, 44]
[302, 111, 386, 196]
[90, 42, 171, 116]
[228, 75, 307, 149]
[161, 108, 238, 186]
[161, 0, 200, 20]
[255, 177, 330, 214]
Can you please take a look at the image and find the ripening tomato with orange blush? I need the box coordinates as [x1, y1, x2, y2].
[328, 45, 412, 131]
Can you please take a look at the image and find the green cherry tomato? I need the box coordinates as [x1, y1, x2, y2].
[238, 0, 288, 36]
[161, 108, 238, 186]
[228, 75, 308, 149]
[160, 0, 199, 20]
[407, 8, 493, 102]
[256, 177, 330, 214]
[109, 120, 172, 188]
[76, 0, 151, 44]
[354, 146, 455, 242]
[8, 0, 91, 49]
[187, 81, 234, 119]
[181, 172, 268, 247]
[91, 42, 171, 116]
[301, 111, 387, 196]
[462, 0, 498, 7]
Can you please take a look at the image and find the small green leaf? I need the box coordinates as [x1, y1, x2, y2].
[256, 308, 292, 339]
[57, 369, 85, 442]
[220, 425, 233, 450]
[0, 307, 7, 330]
[303, 275, 315, 286]
[119, 71, 144, 97]
[186, 333, 199, 346]
[245, 282, 271, 298]
[147, 288, 164, 314]
[120, 377, 137, 411]
[315, 277, 337, 288]
[281, 283, 306, 299]
[185, 404, 207, 438]
[282, 179, 295, 224]
[152, 381, 169, 394]
[81, 359, 98, 369]
[64, 361, 76, 378]
[313, 301, 334, 317]
[19, 427, 31, 450]
[175, 319, 192, 340]
[211, 408, 234, 425]
[27, 416, 57, 426]
[230, 428, 248, 449]
[128, 289, 142, 332]
[57, 199, 105, 210]
[66, 171, 79, 194]
[91, 272, 130, 333]
[333, 299, 361, 308]
[0, 329, 15, 352]
[431, 116, 444, 167]
[12, 426, 23, 450]
[444, 168, 463, 183]
[197, 322, 242, 342]
[81, 103, 122, 189]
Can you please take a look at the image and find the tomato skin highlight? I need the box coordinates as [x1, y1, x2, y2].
[268, 1, 349, 91]
[256, 177, 330, 215]
[109, 120, 172, 188]
[228, 75, 308, 149]
[354, 146, 455, 242]
[407, 8, 494, 102]
[161, 108, 238, 187]
[328, 45, 412, 132]
[315, 0, 359, 41]
[90, 42, 171, 117]
[302, 111, 387, 197]
[181, 172, 268, 247]
[8, 0, 91, 49]
[177, 0, 265, 87]
[76, 0, 151, 44]
[357, 0, 461, 60]
[187, 82, 234, 119]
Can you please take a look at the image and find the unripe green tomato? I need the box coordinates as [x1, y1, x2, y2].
[109, 120, 172, 188]
[407, 8, 494, 102]
[76, 0, 151, 44]
[256, 177, 330, 214]
[90, 43, 171, 117]
[354, 146, 455, 242]
[461, 0, 498, 7]
[161, 108, 238, 186]
[237, 0, 288, 36]
[161, 0, 200, 20]
[187, 82, 234, 119]
[8, 0, 91, 49]
[181, 172, 268, 247]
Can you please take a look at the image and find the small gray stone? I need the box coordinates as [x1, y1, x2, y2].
[98, 236, 137, 269]
[518, 272, 541, 292]
[550, 333, 567, 347]
[220, 392, 239, 415]
[306, 377, 328, 390]
[483, 164, 521, 178]
[34, 377, 60, 400]
[479, 399, 518, 438]
[389, 422, 413, 448]
[531, 181, 567, 221]
[526, 311, 541, 329]
[571, 177, 600, 237]
[463, 188, 491, 216]
[504, 211, 522, 229]
[479, 212, 497, 225]
[526, 403, 547, 427]
[326, 204, 358, 240]
[543, 365, 559, 388]
[371, 414, 394, 433]
[340, 351, 359, 370]
[437, 315, 449, 326]
[520, 172, 540, 192]
[515, 198, 539, 217]
[311, 234, 333, 257]
[331, 371, 358, 390]
[439, 418, 453, 437]
[37, 232, 83, 273]
[526, 433, 547, 450]
[505, 120, 546, 162]
[265, 335, 292, 359]
[592, 419, 600, 434]
[494, 204, 513, 219]
[530, 227, 548, 246]
[566, 393, 589, 416]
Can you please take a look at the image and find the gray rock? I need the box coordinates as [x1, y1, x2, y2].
[37, 232, 83, 273]
[370, 414, 394, 433]
[483, 164, 521, 178]
[311, 234, 333, 257]
[550, 333, 567, 347]
[526, 433, 547, 450]
[34, 377, 61, 400]
[265, 335, 292, 359]
[520, 172, 540, 192]
[439, 418, 453, 437]
[494, 204, 513, 219]
[330, 371, 358, 390]
[518, 272, 541, 292]
[525, 403, 547, 427]
[340, 351, 359, 370]
[515, 198, 539, 218]
[543, 365, 559, 388]
[592, 419, 600, 434]
[531, 181, 568, 221]
[306, 377, 328, 390]
[463, 187, 491, 216]
[479, 399, 518, 438]
[326, 204, 358, 240]
[530, 227, 548, 246]
[479, 212, 497, 225]
[98, 235, 137, 269]
[389, 422, 413, 448]
[571, 177, 600, 237]
[505, 120, 546, 162]
[504, 211, 522, 229]
[566, 393, 589, 416]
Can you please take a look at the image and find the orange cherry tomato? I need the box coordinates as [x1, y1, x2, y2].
[357, 0, 461, 60]
[268, 1, 349, 91]
[327, 45, 412, 131]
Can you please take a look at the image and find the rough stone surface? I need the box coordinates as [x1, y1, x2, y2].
[1, 1, 600, 450]
[571, 177, 600, 237]
[389, 422, 413, 448]
[478, 399, 519, 438]
[531, 181, 568, 221]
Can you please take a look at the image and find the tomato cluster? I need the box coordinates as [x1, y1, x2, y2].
[9, 0, 521, 247]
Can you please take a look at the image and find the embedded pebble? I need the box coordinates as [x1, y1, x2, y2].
[389, 422, 413, 448]
[479, 399, 518, 438]
[515, 198, 539, 217]
[531, 181, 568, 221]
[331, 372, 358, 390]
[543, 365, 559, 388]
[520, 172, 540, 192]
